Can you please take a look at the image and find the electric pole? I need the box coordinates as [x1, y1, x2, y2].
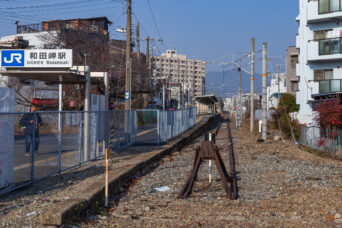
[239, 61, 242, 116]
[146, 36, 150, 74]
[278, 65, 281, 107]
[136, 22, 140, 59]
[146, 37, 163, 108]
[145, 37, 162, 77]
[250, 37, 255, 132]
[262, 42, 268, 140]
[125, 0, 132, 111]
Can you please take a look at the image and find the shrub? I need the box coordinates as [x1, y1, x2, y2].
[271, 93, 300, 140]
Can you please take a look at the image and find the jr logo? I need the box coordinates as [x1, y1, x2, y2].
[1, 50, 25, 67]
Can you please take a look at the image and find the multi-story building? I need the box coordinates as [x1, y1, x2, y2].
[267, 73, 287, 109]
[296, 0, 342, 126]
[286, 46, 299, 95]
[152, 50, 206, 100]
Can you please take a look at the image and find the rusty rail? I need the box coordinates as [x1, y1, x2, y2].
[178, 116, 238, 199]
[227, 120, 238, 199]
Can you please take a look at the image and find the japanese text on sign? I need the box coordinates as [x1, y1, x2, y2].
[0, 49, 73, 68]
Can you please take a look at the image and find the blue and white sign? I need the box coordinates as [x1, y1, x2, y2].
[0, 49, 72, 68]
[125, 91, 130, 101]
[1, 50, 25, 67]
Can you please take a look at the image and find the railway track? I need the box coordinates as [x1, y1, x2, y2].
[179, 115, 238, 199]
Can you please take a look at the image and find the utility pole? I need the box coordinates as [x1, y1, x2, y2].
[125, 0, 132, 111]
[146, 37, 162, 107]
[145, 37, 151, 107]
[250, 37, 255, 132]
[239, 61, 242, 115]
[146, 36, 150, 74]
[262, 42, 268, 140]
[278, 65, 281, 107]
[222, 69, 225, 96]
[136, 22, 140, 59]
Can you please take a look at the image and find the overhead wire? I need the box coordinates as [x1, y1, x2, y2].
[146, 0, 162, 39]
[0, 0, 95, 10]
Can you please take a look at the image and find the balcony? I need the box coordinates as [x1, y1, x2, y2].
[307, 39, 342, 62]
[307, 0, 342, 24]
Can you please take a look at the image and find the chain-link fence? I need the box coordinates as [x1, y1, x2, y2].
[300, 126, 342, 158]
[0, 108, 196, 195]
[158, 108, 197, 142]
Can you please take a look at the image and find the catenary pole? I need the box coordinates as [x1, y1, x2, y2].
[262, 42, 268, 140]
[250, 37, 255, 132]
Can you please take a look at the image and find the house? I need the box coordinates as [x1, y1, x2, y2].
[267, 73, 287, 109]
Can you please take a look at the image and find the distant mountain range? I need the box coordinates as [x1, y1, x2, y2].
[206, 71, 263, 98]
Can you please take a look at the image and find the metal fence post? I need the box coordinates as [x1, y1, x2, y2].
[78, 112, 83, 166]
[31, 113, 36, 182]
[58, 111, 63, 174]
[96, 111, 100, 159]
[157, 110, 160, 145]
[133, 111, 137, 143]
[118, 111, 121, 149]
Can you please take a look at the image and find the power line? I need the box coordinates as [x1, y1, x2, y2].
[146, 0, 162, 39]
[2, 0, 117, 13]
[0, 0, 94, 10]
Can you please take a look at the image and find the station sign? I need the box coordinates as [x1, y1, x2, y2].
[0, 49, 73, 68]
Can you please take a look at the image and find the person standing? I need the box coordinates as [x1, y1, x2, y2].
[20, 106, 43, 155]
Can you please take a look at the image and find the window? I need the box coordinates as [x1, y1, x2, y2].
[314, 30, 330, 40]
[290, 55, 298, 68]
[330, 0, 340, 11]
[319, 39, 330, 55]
[291, 82, 299, 92]
[319, 0, 329, 13]
[320, 80, 330, 93]
[319, 0, 342, 14]
[314, 70, 333, 81]
[331, 38, 341, 53]
[331, 80, 341, 91]
[314, 69, 342, 93]
[318, 35, 342, 55]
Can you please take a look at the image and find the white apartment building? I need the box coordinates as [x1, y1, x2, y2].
[152, 50, 206, 99]
[267, 73, 287, 109]
[296, 0, 342, 126]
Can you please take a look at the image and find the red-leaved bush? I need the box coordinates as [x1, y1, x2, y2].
[314, 97, 341, 148]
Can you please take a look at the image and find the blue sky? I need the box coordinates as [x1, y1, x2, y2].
[0, 0, 299, 73]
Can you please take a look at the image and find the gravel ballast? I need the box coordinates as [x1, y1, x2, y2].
[79, 122, 342, 227]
